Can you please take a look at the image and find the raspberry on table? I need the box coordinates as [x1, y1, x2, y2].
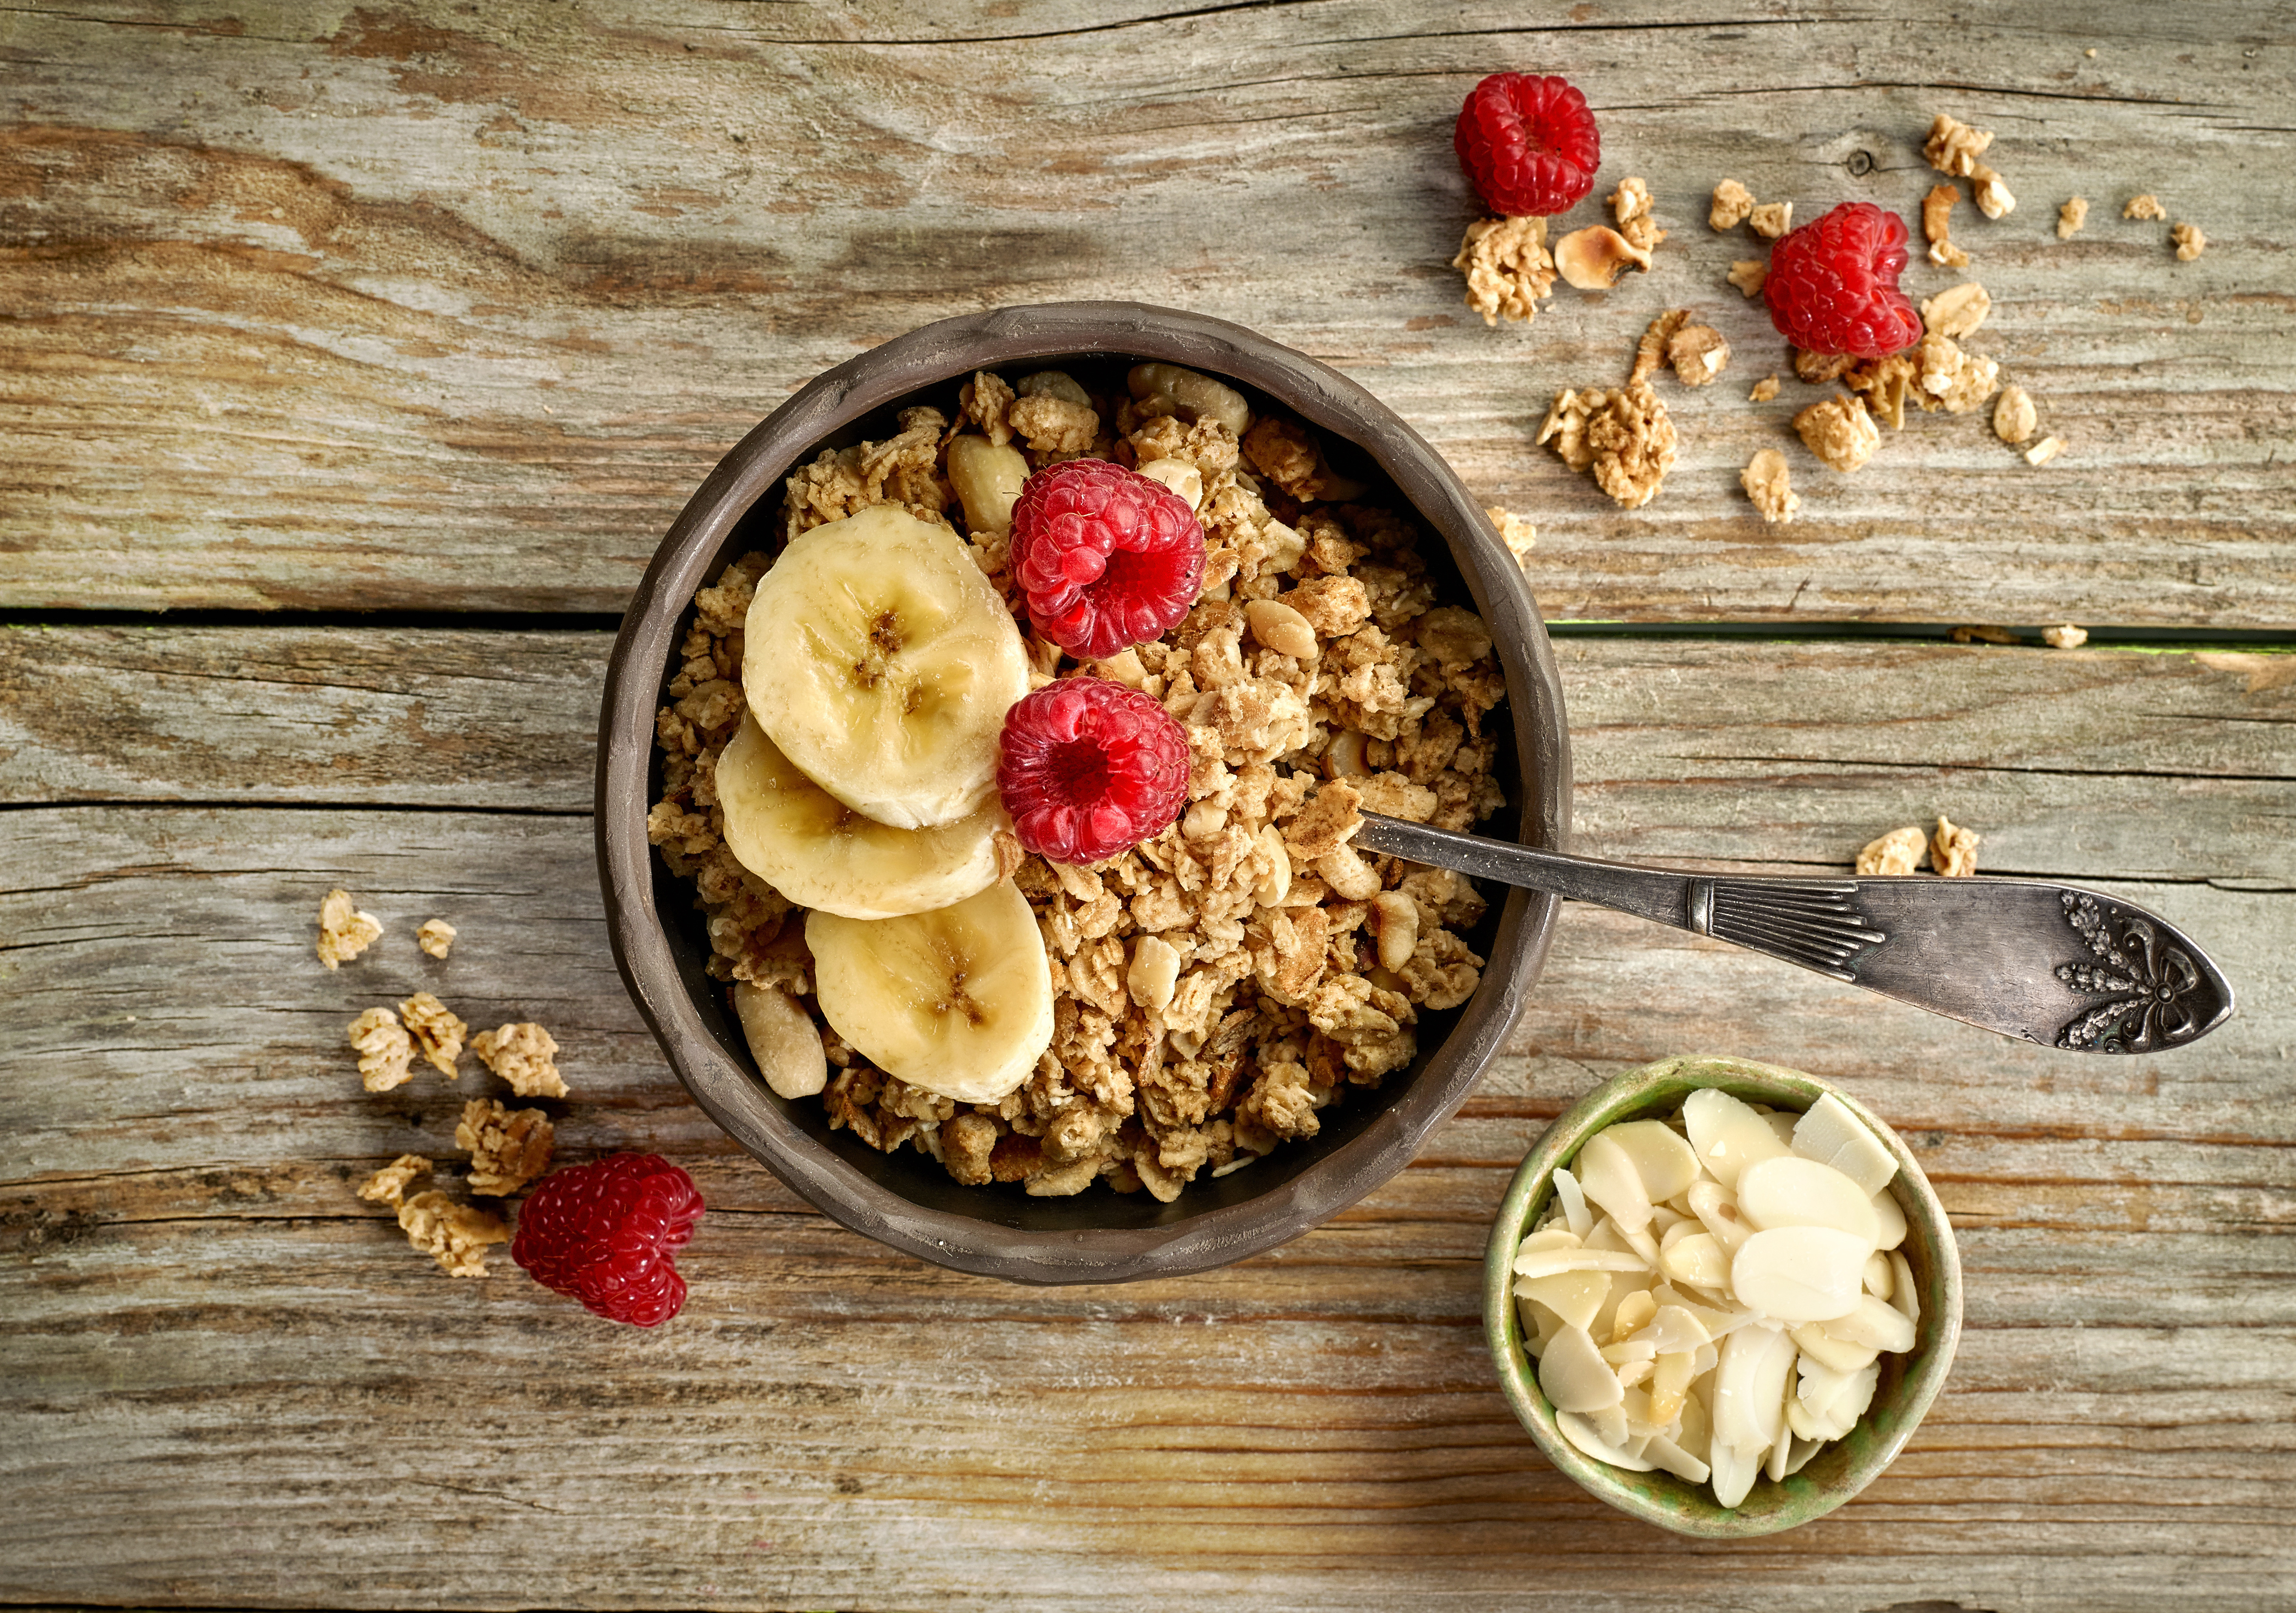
[509, 1152, 703, 1326]
[997, 676, 1192, 865]
[1011, 459, 1205, 661]
[1453, 72, 1601, 219]
[1763, 201, 1925, 360]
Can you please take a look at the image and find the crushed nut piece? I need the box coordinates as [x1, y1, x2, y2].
[416, 918, 456, 959]
[1538, 385, 1679, 508]
[358, 1154, 432, 1209]
[399, 992, 467, 1079]
[1727, 259, 1768, 298]
[1969, 164, 2016, 219]
[316, 888, 383, 970]
[1609, 176, 1667, 252]
[1749, 374, 1780, 403]
[456, 1098, 555, 1196]
[1452, 215, 1555, 326]
[471, 1022, 568, 1099]
[1923, 113, 1995, 178]
[1920, 281, 1991, 339]
[1710, 179, 1756, 230]
[1554, 226, 1653, 290]
[396, 1190, 508, 1278]
[349, 1007, 415, 1093]
[1485, 506, 1536, 567]
[1747, 201, 1793, 240]
[2172, 222, 2206, 261]
[2026, 434, 2065, 466]
[1793, 348, 1857, 386]
[2058, 197, 2089, 239]
[1993, 384, 2037, 445]
[1923, 184, 1970, 268]
[1794, 394, 1880, 473]
[2043, 624, 2089, 649]
[1629, 309, 1691, 388]
[1740, 449, 1798, 524]
[1857, 826, 1928, 877]
[1667, 324, 1732, 387]
[1931, 815, 1981, 878]
[2124, 194, 2167, 221]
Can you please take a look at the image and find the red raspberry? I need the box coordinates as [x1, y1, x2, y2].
[1763, 201, 1925, 360]
[997, 676, 1191, 865]
[1453, 72, 1601, 218]
[1011, 459, 1204, 662]
[510, 1152, 703, 1326]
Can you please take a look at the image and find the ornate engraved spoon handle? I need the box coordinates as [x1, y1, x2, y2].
[1353, 813, 2236, 1053]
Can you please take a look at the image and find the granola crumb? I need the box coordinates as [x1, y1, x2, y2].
[2172, 222, 2206, 261]
[1609, 176, 1667, 252]
[1740, 449, 1798, 525]
[1856, 826, 1928, 877]
[1923, 112, 1994, 178]
[1949, 624, 2018, 645]
[1629, 309, 1691, 388]
[2043, 624, 2089, 649]
[1993, 384, 2037, 445]
[1793, 348, 1857, 386]
[2124, 194, 2167, 221]
[396, 1190, 508, 1277]
[1452, 215, 1555, 326]
[349, 1007, 416, 1093]
[358, 1153, 432, 1209]
[1726, 259, 1768, 298]
[1749, 374, 1780, 404]
[316, 888, 383, 971]
[1537, 385, 1678, 509]
[1970, 164, 2016, 219]
[1710, 179, 1756, 230]
[1666, 323, 1732, 388]
[1931, 814, 1981, 878]
[472, 1022, 568, 1099]
[2058, 197, 2089, 239]
[2025, 434, 2066, 467]
[416, 918, 456, 959]
[1241, 416, 1325, 502]
[1915, 332, 2000, 415]
[1923, 184, 1970, 268]
[399, 992, 467, 1079]
[1920, 281, 1991, 339]
[456, 1098, 555, 1196]
[1485, 506, 1536, 567]
[1747, 201, 1794, 240]
[1794, 394, 1880, 473]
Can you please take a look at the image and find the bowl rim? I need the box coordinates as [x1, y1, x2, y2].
[1481, 1054, 1964, 1537]
[597, 300, 1574, 1285]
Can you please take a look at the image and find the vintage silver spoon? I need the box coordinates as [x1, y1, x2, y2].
[1352, 813, 2235, 1054]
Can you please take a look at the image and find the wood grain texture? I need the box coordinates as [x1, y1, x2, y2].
[3, 1, 2293, 623]
[4, 631, 2292, 1609]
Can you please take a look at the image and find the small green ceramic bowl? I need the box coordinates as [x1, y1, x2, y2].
[1484, 1054, 1963, 1538]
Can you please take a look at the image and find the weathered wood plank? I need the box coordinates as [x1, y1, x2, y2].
[3, 1, 2292, 622]
[2, 803, 2290, 1609]
[8, 627, 2288, 886]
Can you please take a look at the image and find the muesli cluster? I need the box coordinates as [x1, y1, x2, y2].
[647, 364, 1512, 1200]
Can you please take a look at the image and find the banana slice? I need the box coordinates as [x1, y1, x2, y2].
[806, 882, 1053, 1106]
[716, 712, 1007, 919]
[743, 505, 1029, 830]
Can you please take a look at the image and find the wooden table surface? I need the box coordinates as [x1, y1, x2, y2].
[4, 3, 2293, 1609]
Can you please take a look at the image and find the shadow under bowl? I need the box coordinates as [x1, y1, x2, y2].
[1483, 1054, 1963, 1537]
[598, 301, 1572, 1285]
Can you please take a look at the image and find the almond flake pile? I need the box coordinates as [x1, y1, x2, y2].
[649, 366, 1513, 1201]
[1453, 215, 1556, 326]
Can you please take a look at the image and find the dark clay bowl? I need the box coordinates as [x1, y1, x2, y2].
[597, 302, 1571, 1285]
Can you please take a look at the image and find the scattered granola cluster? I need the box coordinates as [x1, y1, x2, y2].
[316, 889, 565, 1276]
[1452, 215, 1556, 326]
[1855, 815, 1981, 879]
[648, 366, 1514, 1200]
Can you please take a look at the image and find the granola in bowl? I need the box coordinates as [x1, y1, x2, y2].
[645, 361, 1513, 1203]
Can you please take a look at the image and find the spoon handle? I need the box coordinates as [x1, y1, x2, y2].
[1353, 812, 2235, 1054]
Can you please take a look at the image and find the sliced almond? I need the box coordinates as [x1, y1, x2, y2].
[1730, 1226, 1869, 1322]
